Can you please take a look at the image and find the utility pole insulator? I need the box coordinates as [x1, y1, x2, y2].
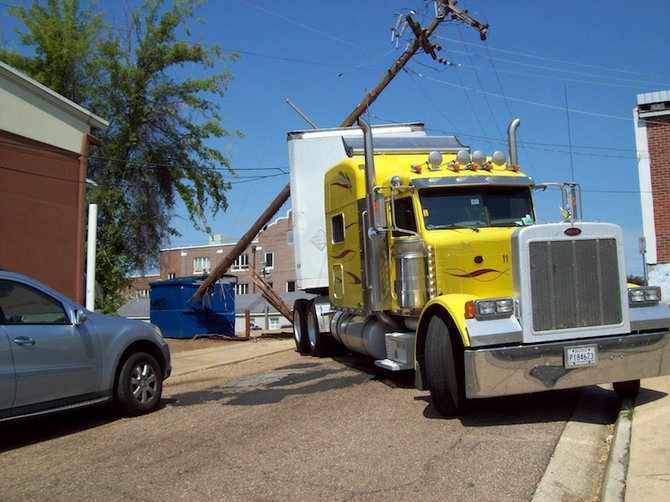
[438, 0, 489, 40]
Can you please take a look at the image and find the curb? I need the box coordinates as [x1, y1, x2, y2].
[600, 398, 634, 502]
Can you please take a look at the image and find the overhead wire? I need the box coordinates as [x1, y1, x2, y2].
[441, 46, 670, 88]
[436, 35, 670, 82]
[2, 0, 662, 185]
[457, 27, 503, 140]
[0, 138, 288, 184]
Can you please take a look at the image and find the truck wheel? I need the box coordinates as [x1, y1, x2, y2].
[292, 299, 310, 353]
[115, 352, 163, 416]
[613, 379, 641, 400]
[424, 314, 466, 417]
[307, 300, 331, 357]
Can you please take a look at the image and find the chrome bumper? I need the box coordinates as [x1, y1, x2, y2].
[463, 330, 670, 399]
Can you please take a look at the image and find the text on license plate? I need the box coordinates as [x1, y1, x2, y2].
[564, 345, 598, 368]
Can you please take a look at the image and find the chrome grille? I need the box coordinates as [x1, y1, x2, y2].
[529, 239, 622, 332]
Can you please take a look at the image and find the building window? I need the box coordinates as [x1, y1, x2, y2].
[234, 283, 248, 295]
[269, 317, 280, 329]
[287, 230, 294, 245]
[193, 256, 211, 274]
[286, 281, 295, 292]
[168, 273, 176, 279]
[232, 254, 249, 270]
[136, 288, 150, 298]
[331, 214, 344, 243]
[264, 252, 274, 270]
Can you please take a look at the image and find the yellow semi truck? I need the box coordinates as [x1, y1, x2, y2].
[288, 119, 670, 416]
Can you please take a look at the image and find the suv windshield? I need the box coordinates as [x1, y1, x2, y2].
[420, 186, 535, 230]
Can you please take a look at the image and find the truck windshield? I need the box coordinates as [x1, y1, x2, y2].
[420, 186, 535, 230]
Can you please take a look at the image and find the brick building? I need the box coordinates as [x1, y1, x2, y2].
[635, 90, 670, 292]
[0, 61, 108, 302]
[124, 212, 305, 331]
[158, 211, 296, 295]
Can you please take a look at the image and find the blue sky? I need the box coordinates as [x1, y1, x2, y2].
[4, 1, 670, 275]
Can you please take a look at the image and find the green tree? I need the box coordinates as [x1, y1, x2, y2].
[0, 0, 102, 104]
[2, 0, 239, 312]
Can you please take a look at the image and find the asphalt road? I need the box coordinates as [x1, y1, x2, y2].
[0, 345, 620, 501]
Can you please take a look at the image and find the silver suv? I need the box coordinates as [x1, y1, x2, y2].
[0, 270, 171, 422]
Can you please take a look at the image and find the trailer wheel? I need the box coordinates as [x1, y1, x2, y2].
[613, 379, 641, 400]
[424, 313, 466, 417]
[292, 299, 310, 353]
[307, 300, 332, 357]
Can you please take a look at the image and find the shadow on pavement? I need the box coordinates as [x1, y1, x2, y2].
[416, 384, 623, 427]
[0, 405, 118, 452]
[634, 386, 668, 406]
[316, 352, 622, 427]
[169, 364, 372, 407]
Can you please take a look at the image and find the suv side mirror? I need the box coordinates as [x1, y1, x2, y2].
[74, 310, 88, 326]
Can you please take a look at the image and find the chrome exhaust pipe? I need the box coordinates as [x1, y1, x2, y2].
[507, 118, 521, 168]
[358, 118, 390, 313]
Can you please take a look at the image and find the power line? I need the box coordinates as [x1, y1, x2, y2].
[411, 69, 637, 122]
[233, 0, 377, 54]
[0, 139, 289, 189]
[445, 61, 657, 91]
[363, 114, 643, 160]
[457, 28, 503, 139]
[436, 35, 670, 82]
[443, 46, 670, 88]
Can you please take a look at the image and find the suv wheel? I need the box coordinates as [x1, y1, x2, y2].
[115, 352, 163, 415]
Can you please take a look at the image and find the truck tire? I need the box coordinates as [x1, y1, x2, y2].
[293, 299, 310, 353]
[424, 313, 466, 417]
[613, 379, 641, 400]
[307, 300, 332, 357]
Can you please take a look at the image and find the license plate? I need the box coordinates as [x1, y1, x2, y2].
[564, 345, 597, 368]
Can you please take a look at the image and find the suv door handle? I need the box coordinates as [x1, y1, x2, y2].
[14, 336, 36, 346]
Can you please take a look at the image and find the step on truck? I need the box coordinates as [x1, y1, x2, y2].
[287, 118, 670, 416]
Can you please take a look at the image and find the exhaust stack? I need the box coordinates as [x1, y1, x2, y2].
[507, 118, 521, 168]
[358, 119, 390, 313]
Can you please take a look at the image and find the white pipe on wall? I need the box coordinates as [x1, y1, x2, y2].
[86, 203, 98, 311]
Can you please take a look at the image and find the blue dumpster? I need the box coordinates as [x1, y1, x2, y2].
[149, 277, 235, 338]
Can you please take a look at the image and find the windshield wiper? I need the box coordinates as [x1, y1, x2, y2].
[427, 224, 480, 232]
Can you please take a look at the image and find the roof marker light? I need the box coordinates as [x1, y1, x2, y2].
[456, 149, 471, 165]
[492, 151, 506, 166]
[428, 151, 443, 171]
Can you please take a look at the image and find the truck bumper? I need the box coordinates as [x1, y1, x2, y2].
[463, 330, 670, 399]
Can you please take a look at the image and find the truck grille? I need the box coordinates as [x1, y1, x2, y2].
[529, 238, 622, 333]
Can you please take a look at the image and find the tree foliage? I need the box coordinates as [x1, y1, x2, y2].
[1, 0, 103, 104]
[2, 0, 239, 312]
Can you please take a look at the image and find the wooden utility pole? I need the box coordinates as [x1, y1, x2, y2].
[194, 1, 488, 299]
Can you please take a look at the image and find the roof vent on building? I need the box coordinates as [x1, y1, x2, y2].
[637, 90, 670, 118]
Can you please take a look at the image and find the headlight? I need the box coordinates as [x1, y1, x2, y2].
[466, 297, 514, 319]
[628, 287, 661, 307]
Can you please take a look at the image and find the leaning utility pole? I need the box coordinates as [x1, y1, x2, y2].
[194, 1, 487, 299]
[340, 2, 487, 127]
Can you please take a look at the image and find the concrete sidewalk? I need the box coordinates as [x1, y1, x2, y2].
[601, 375, 670, 501]
[169, 338, 295, 377]
[623, 376, 670, 500]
